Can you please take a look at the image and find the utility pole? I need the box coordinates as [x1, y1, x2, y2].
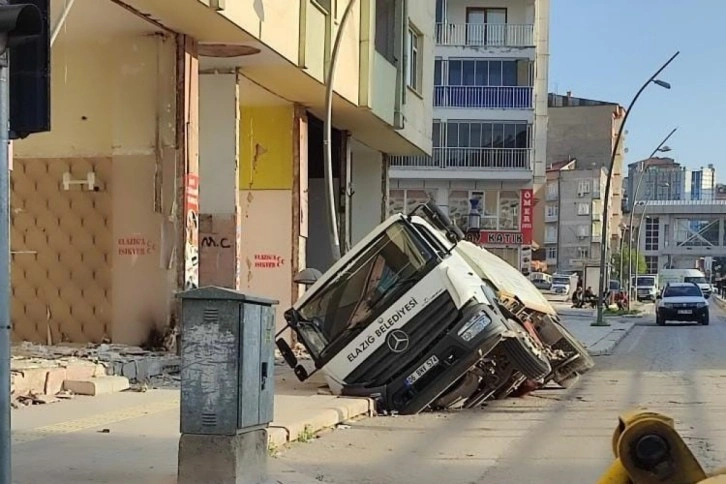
[0, 2, 45, 482]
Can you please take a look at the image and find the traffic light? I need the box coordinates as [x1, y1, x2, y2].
[0, 0, 48, 139]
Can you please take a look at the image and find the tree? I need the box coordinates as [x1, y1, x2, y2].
[612, 247, 647, 282]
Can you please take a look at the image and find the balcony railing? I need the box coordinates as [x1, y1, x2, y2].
[390, 147, 531, 170]
[436, 23, 535, 48]
[434, 86, 533, 109]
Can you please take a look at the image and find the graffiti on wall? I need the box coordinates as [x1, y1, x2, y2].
[117, 236, 156, 256]
[184, 173, 199, 290]
[254, 253, 284, 269]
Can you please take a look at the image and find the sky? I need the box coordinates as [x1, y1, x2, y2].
[549, 0, 723, 177]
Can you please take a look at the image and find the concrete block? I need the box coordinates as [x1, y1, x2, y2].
[64, 364, 98, 381]
[178, 430, 268, 484]
[63, 376, 130, 396]
[11, 368, 49, 396]
[44, 368, 67, 395]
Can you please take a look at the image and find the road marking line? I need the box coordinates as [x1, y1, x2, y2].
[12, 397, 180, 445]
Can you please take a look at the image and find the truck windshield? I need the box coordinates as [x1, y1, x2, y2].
[634, 277, 655, 287]
[685, 276, 707, 284]
[295, 221, 437, 361]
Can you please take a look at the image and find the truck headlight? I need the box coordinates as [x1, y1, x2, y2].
[458, 311, 492, 342]
[696, 302, 708, 308]
[663, 303, 674, 308]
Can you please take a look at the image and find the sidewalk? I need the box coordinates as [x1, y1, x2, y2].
[10, 364, 372, 484]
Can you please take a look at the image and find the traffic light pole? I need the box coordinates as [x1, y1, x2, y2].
[0, 44, 9, 484]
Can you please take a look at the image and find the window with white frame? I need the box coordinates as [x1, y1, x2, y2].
[406, 25, 422, 93]
[545, 226, 557, 243]
[546, 182, 558, 200]
[577, 225, 589, 237]
[546, 247, 557, 260]
[577, 180, 591, 195]
[388, 188, 438, 216]
[546, 204, 558, 217]
[577, 246, 590, 259]
[577, 203, 590, 216]
[592, 221, 602, 237]
[592, 178, 601, 198]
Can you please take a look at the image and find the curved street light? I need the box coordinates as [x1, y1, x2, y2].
[623, 127, 678, 306]
[593, 51, 680, 326]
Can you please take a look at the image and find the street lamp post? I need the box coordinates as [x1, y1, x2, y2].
[625, 128, 677, 308]
[631, 183, 669, 304]
[593, 51, 680, 327]
[323, 0, 359, 262]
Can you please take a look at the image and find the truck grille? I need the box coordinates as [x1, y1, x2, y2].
[344, 293, 458, 388]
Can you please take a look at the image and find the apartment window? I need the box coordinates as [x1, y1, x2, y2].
[388, 188, 438, 216]
[577, 203, 590, 216]
[546, 247, 557, 260]
[545, 226, 557, 243]
[577, 180, 591, 195]
[577, 247, 590, 259]
[546, 204, 558, 217]
[444, 121, 530, 149]
[466, 7, 507, 46]
[446, 60, 521, 87]
[432, 120, 443, 147]
[435, 0, 445, 23]
[645, 255, 659, 274]
[644, 217, 659, 251]
[375, 0, 396, 64]
[577, 225, 589, 238]
[406, 25, 422, 93]
[499, 190, 520, 230]
[546, 182, 558, 200]
[434, 59, 443, 87]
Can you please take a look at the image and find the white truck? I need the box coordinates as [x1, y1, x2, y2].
[659, 268, 712, 298]
[276, 202, 551, 414]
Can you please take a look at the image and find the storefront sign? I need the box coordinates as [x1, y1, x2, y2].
[254, 253, 284, 269]
[520, 188, 534, 245]
[480, 231, 523, 245]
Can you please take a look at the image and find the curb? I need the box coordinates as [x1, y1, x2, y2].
[267, 397, 375, 450]
[587, 322, 636, 356]
[713, 295, 726, 311]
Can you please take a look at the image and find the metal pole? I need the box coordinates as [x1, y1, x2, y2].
[0, 47, 10, 484]
[594, 51, 679, 326]
[626, 127, 678, 309]
[324, 0, 358, 262]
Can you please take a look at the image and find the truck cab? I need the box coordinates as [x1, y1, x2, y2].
[277, 202, 550, 414]
[659, 268, 712, 299]
[632, 275, 658, 302]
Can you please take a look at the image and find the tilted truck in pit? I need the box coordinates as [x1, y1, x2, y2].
[276, 202, 551, 414]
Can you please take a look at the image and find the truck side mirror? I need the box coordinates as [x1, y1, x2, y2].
[276, 338, 298, 368]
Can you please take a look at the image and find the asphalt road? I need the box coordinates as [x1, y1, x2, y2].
[271, 301, 726, 483]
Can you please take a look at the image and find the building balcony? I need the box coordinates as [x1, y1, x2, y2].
[390, 147, 531, 171]
[434, 86, 533, 109]
[436, 23, 534, 48]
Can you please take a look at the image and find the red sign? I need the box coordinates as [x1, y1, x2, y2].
[520, 188, 533, 245]
[480, 231, 523, 245]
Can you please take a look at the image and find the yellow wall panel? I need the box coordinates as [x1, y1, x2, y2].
[240, 105, 295, 190]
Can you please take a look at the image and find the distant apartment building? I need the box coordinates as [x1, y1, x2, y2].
[389, 0, 550, 271]
[540, 159, 610, 273]
[544, 93, 626, 252]
[625, 158, 717, 208]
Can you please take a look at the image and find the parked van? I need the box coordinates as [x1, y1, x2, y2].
[659, 268, 712, 298]
[529, 272, 552, 290]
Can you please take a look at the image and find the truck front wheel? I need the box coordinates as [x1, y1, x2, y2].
[501, 325, 552, 380]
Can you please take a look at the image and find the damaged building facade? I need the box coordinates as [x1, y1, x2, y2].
[12, 0, 434, 346]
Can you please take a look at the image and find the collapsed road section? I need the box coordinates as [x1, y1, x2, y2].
[277, 201, 593, 414]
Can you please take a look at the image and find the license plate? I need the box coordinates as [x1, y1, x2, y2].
[677, 309, 692, 315]
[406, 355, 440, 386]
